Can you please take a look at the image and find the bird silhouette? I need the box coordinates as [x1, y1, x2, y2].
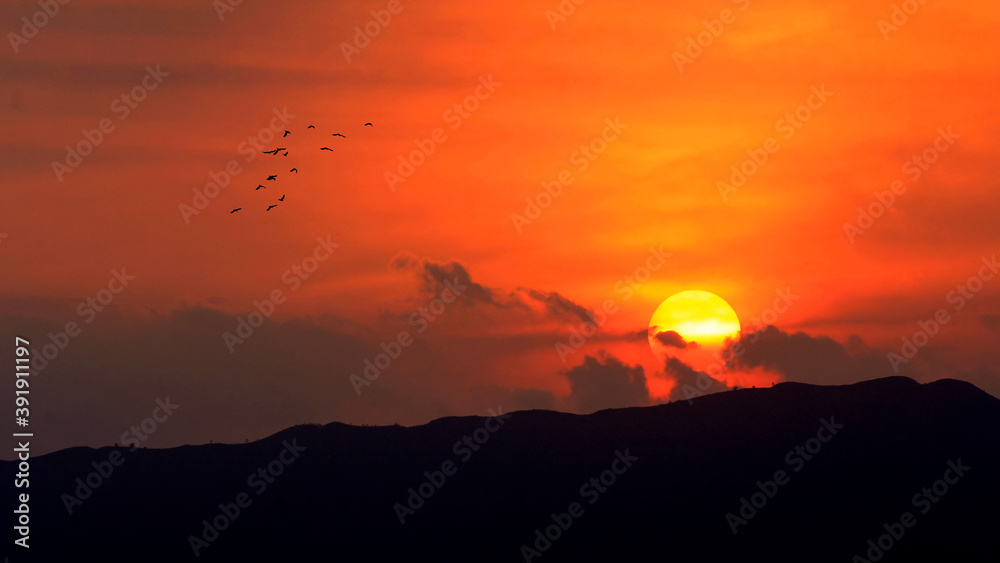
[320, 147, 333, 151]
[255, 185, 266, 190]
[267, 204, 277, 211]
[307, 125, 315, 129]
[332, 133, 346, 138]
[283, 130, 291, 137]
[283, 151, 288, 156]
[290, 168, 298, 173]
[266, 175, 277, 181]
[231, 208, 241, 213]
[279, 194, 285, 201]
[364, 122, 373, 127]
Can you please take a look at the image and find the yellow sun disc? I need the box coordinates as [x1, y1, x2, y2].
[648, 290, 741, 350]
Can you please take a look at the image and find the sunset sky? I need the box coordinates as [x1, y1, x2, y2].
[3, 0, 999, 454]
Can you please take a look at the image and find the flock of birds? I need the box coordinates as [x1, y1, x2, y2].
[230, 122, 373, 214]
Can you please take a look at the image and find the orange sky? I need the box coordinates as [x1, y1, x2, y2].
[3, 0, 999, 453]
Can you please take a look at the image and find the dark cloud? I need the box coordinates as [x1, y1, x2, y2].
[654, 330, 694, 349]
[389, 253, 595, 325]
[666, 357, 728, 402]
[0, 306, 380, 455]
[625, 329, 649, 342]
[719, 326, 1000, 403]
[389, 252, 497, 305]
[388, 252, 420, 271]
[0, 300, 579, 456]
[562, 354, 650, 414]
[0, 284, 617, 456]
[723, 325, 917, 385]
[980, 314, 1000, 332]
[515, 288, 594, 324]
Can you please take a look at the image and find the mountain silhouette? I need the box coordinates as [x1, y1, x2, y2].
[8, 376, 999, 562]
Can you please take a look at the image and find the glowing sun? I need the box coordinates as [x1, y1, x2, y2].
[648, 290, 740, 361]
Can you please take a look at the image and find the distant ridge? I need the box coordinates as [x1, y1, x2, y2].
[8, 376, 999, 562]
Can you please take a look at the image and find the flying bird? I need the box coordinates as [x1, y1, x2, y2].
[283, 151, 288, 156]
[332, 133, 346, 138]
[283, 130, 291, 137]
[255, 185, 266, 190]
[266, 175, 277, 181]
[230, 208, 241, 213]
[364, 122, 373, 127]
[320, 147, 333, 151]
[307, 125, 315, 129]
[290, 168, 298, 173]
[263, 147, 286, 155]
[267, 204, 277, 211]
[279, 194, 285, 201]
